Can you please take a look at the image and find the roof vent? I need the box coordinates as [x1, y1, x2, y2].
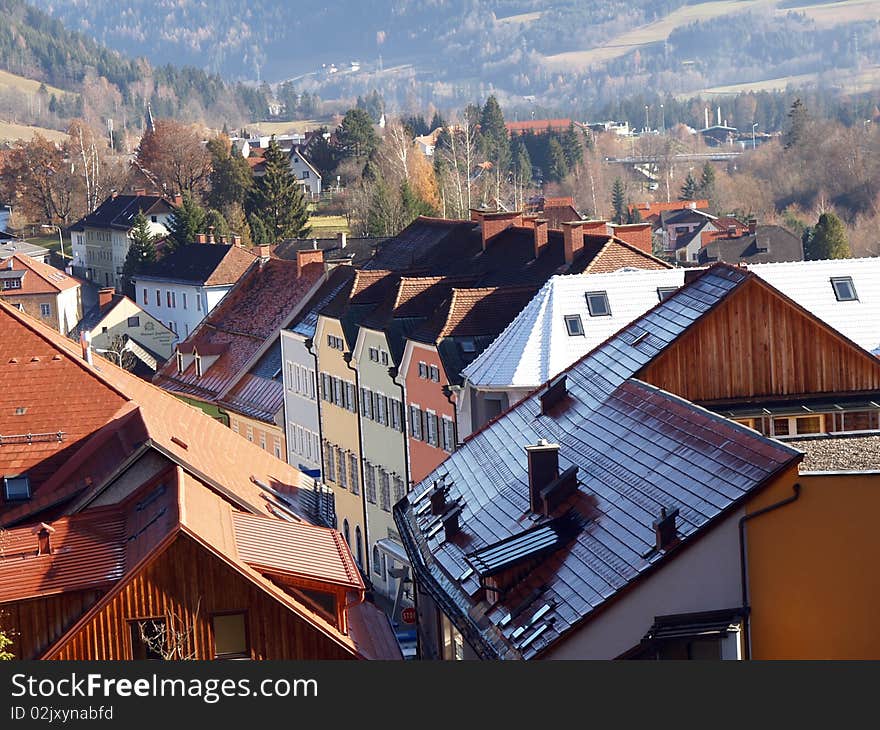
[33, 522, 55, 555]
[539, 465, 579, 516]
[429, 477, 450, 516]
[539, 374, 568, 415]
[170, 436, 188, 450]
[653, 507, 680, 551]
[524, 439, 560, 514]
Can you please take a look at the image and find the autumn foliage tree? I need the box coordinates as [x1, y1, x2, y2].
[136, 119, 212, 198]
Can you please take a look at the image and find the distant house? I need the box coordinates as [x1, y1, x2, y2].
[72, 287, 176, 379]
[696, 223, 803, 265]
[0, 238, 51, 264]
[70, 193, 176, 290]
[414, 129, 442, 157]
[249, 146, 322, 197]
[0, 253, 82, 334]
[506, 119, 579, 136]
[133, 242, 257, 341]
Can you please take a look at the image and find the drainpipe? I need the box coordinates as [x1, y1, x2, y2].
[738, 482, 801, 660]
[344, 348, 371, 577]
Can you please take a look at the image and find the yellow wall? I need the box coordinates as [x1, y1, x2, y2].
[746, 470, 880, 659]
[90, 297, 175, 361]
[315, 315, 367, 569]
[230, 412, 285, 462]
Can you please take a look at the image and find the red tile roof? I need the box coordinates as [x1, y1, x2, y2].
[586, 238, 671, 274]
[415, 286, 539, 343]
[0, 254, 79, 294]
[506, 119, 573, 135]
[154, 257, 325, 404]
[0, 298, 320, 528]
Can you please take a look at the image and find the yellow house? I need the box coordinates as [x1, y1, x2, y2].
[313, 270, 398, 573]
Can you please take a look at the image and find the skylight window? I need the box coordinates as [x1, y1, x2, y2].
[564, 314, 584, 336]
[831, 277, 858, 302]
[657, 287, 677, 302]
[3, 475, 31, 501]
[585, 291, 611, 317]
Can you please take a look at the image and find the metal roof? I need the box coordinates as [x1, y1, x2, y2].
[463, 268, 688, 389]
[396, 266, 802, 659]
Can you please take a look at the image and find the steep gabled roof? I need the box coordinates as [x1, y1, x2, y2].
[0, 298, 321, 528]
[395, 265, 802, 659]
[0, 254, 79, 294]
[70, 194, 173, 232]
[135, 244, 256, 286]
[699, 225, 803, 265]
[463, 268, 688, 389]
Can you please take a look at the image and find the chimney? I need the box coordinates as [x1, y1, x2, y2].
[524, 439, 560, 514]
[296, 247, 323, 277]
[612, 223, 652, 254]
[475, 211, 523, 250]
[717, 106, 721, 126]
[206, 226, 215, 245]
[217, 235, 226, 245]
[80, 330, 93, 366]
[704, 107, 709, 129]
[429, 479, 449, 515]
[111, 190, 118, 199]
[582, 220, 611, 236]
[196, 233, 208, 244]
[97, 287, 114, 309]
[533, 218, 549, 258]
[683, 268, 707, 285]
[562, 221, 585, 265]
[539, 466, 580, 516]
[748, 219, 758, 235]
[653, 507, 680, 551]
[173, 194, 183, 207]
[134, 188, 146, 197]
[540, 374, 568, 414]
[258, 244, 272, 261]
[337, 231, 347, 249]
[232, 234, 242, 247]
[521, 215, 537, 230]
[442, 504, 463, 541]
[34, 522, 55, 555]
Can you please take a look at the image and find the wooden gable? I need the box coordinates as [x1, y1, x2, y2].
[637, 276, 880, 404]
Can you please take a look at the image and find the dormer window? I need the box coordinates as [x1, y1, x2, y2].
[176, 352, 183, 373]
[194, 354, 203, 377]
[3, 475, 31, 501]
[585, 291, 611, 317]
[831, 277, 858, 302]
[564, 314, 584, 336]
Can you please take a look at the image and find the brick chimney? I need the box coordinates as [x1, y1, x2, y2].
[296, 247, 324, 277]
[521, 215, 538, 230]
[97, 287, 114, 309]
[613, 223, 653, 254]
[524, 439, 560, 514]
[206, 226, 215, 245]
[533, 218, 549, 258]
[257, 244, 272, 261]
[231, 234, 242, 247]
[34, 522, 55, 555]
[196, 233, 208, 244]
[748, 218, 758, 235]
[562, 221, 585, 265]
[473, 210, 523, 250]
[582, 220, 611, 236]
[134, 188, 146, 197]
[173, 194, 183, 207]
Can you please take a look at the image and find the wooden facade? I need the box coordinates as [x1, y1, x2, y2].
[638, 277, 880, 404]
[43, 535, 355, 660]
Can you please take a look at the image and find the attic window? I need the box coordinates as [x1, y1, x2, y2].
[831, 277, 858, 302]
[564, 314, 584, 337]
[176, 352, 183, 374]
[2, 278, 21, 290]
[460, 338, 476, 354]
[657, 287, 677, 302]
[3, 475, 31, 501]
[585, 291, 611, 317]
[194, 355, 203, 377]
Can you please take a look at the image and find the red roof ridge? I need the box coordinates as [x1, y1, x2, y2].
[3, 253, 80, 293]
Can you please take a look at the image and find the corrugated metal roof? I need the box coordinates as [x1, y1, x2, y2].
[232, 511, 362, 589]
[749, 257, 880, 354]
[396, 266, 802, 659]
[463, 268, 688, 389]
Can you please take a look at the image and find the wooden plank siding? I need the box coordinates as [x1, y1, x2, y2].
[3, 590, 105, 660]
[638, 278, 880, 404]
[45, 535, 354, 660]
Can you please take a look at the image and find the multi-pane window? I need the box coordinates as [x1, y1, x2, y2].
[429, 365, 440, 382]
[392, 475, 405, 504]
[410, 405, 423, 440]
[327, 334, 345, 350]
[376, 394, 388, 425]
[321, 373, 332, 401]
[345, 382, 356, 412]
[182, 293, 187, 310]
[143, 288, 148, 305]
[381, 351, 389, 365]
[361, 386, 374, 419]
[349, 454, 359, 495]
[379, 471, 391, 512]
[333, 378, 343, 406]
[390, 399, 402, 431]
[369, 347, 379, 362]
[324, 441, 336, 482]
[39, 303, 51, 318]
[418, 362, 428, 378]
[156, 290, 161, 307]
[426, 411, 439, 447]
[365, 463, 377, 504]
[441, 416, 456, 453]
[336, 447, 347, 488]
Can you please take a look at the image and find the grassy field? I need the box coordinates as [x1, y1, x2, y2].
[249, 120, 324, 135]
[0, 120, 68, 143]
[539, 0, 877, 72]
[497, 11, 542, 25]
[688, 64, 880, 96]
[0, 69, 68, 98]
[308, 215, 349, 236]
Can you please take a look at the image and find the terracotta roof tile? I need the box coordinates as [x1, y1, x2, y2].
[0, 254, 80, 294]
[584, 238, 671, 274]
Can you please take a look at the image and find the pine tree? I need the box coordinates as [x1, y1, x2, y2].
[166, 193, 206, 251]
[207, 136, 253, 212]
[249, 138, 310, 242]
[805, 211, 850, 260]
[611, 178, 627, 224]
[122, 210, 159, 297]
[225, 202, 252, 247]
[562, 122, 583, 171]
[338, 108, 378, 160]
[248, 213, 271, 245]
[204, 208, 230, 238]
[626, 206, 643, 224]
[547, 138, 568, 183]
[680, 172, 698, 201]
[783, 98, 809, 150]
[698, 161, 716, 205]
[480, 96, 511, 197]
[430, 111, 446, 131]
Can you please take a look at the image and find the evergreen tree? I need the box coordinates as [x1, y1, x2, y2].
[204, 208, 230, 239]
[249, 138, 310, 242]
[611, 178, 627, 224]
[121, 210, 159, 297]
[306, 129, 338, 180]
[248, 212, 272, 245]
[166, 193, 206, 251]
[699, 161, 716, 203]
[547, 138, 568, 183]
[562, 122, 583, 171]
[626, 206, 643, 224]
[680, 172, 699, 201]
[783, 98, 809, 150]
[337, 108, 379, 160]
[512, 137, 532, 185]
[479, 95, 511, 173]
[430, 111, 446, 131]
[805, 211, 850, 260]
[206, 136, 253, 212]
[225, 202, 252, 247]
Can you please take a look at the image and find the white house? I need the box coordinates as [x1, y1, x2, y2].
[290, 147, 322, 197]
[69, 193, 176, 291]
[133, 243, 256, 342]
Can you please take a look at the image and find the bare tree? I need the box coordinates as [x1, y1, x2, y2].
[136, 599, 200, 660]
